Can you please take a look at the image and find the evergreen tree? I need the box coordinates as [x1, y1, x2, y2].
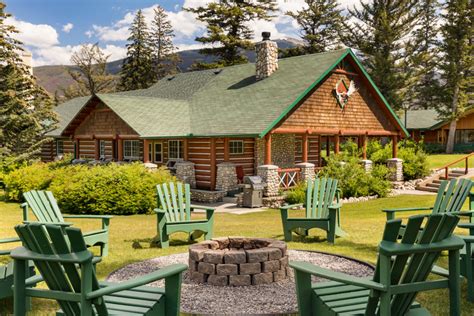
[150, 5, 180, 80]
[437, 0, 473, 153]
[0, 2, 57, 165]
[185, 0, 278, 69]
[286, 0, 343, 54]
[404, 0, 440, 110]
[119, 9, 154, 91]
[341, 0, 421, 110]
[61, 43, 116, 100]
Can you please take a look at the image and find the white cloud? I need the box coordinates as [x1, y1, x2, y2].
[62, 23, 74, 33]
[6, 17, 59, 48]
[85, 30, 94, 38]
[92, 24, 130, 41]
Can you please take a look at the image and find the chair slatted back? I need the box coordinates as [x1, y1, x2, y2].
[432, 178, 472, 214]
[15, 223, 107, 315]
[23, 190, 64, 223]
[156, 182, 191, 222]
[305, 178, 338, 219]
[365, 213, 460, 315]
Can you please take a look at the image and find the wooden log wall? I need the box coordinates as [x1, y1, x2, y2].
[294, 135, 320, 166]
[40, 139, 74, 162]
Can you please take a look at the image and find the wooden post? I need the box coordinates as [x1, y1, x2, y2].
[183, 139, 189, 161]
[335, 134, 340, 154]
[117, 138, 123, 161]
[210, 138, 217, 190]
[143, 139, 150, 162]
[326, 136, 330, 157]
[94, 138, 100, 160]
[392, 135, 398, 158]
[75, 139, 80, 159]
[264, 134, 272, 165]
[318, 134, 322, 166]
[302, 133, 308, 163]
[363, 133, 368, 160]
[224, 137, 229, 162]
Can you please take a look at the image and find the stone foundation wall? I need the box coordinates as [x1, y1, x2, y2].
[215, 162, 238, 192]
[190, 189, 226, 203]
[189, 238, 289, 286]
[175, 161, 196, 188]
[255, 134, 296, 169]
[257, 165, 279, 197]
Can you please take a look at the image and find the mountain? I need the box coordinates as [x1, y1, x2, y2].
[33, 38, 303, 96]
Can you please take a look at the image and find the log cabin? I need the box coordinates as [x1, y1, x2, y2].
[42, 33, 408, 196]
[402, 108, 474, 153]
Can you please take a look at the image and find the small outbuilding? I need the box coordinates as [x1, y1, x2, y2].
[42, 33, 408, 197]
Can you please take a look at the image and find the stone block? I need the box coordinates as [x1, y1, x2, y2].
[212, 237, 230, 249]
[240, 262, 261, 275]
[216, 264, 238, 275]
[229, 237, 246, 249]
[224, 250, 247, 264]
[262, 260, 280, 273]
[268, 247, 282, 260]
[189, 247, 208, 262]
[252, 272, 274, 285]
[198, 262, 215, 275]
[199, 240, 220, 250]
[189, 259, 198, 272]
[279, 256, 289, 268]
[268, 241, 287, 256]
[203, 250, 224, 264]
[229, 275, 251, 286]
[273, 269, 286, 282]
[207, 274, 228, 286]
[246, 248, 269, 263]
[190, 271, 208, 283]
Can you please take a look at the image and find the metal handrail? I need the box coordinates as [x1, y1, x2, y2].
[436, 152, 474, 179]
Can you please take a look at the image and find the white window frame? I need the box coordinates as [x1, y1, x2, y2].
[99, 140, 106, 159]
[56, 139, 64, 156]
[154, 142, 163, 163]
[123, 140, 140, 161]
[229, 140, 244, 155]
[168, 140, 184, 160]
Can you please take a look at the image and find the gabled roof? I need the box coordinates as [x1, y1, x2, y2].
[400, 109, 442, 130]
[50, 48, 408, 138]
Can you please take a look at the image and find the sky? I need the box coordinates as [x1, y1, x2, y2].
[4, 0, 361, 67]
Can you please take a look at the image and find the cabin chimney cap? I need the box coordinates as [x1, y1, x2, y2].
[262, 32, 271, 41]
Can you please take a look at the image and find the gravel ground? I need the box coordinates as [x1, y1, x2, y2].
[107, 250, 374, 315]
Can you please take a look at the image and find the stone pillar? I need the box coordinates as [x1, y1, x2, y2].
[257, 165, 279, 197]
[360, 159, 373, 172]
[295, 162, 315, 182]
[175, 161, 196, 188]
[255, 32, 278, 80]
[387, 158, 403, 181]
[215, 162, 238, 192]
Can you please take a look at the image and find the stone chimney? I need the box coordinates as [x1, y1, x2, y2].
[255, 32, 278, 80]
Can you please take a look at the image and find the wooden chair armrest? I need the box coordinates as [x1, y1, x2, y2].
[153, 208, 167, 214]
[23, 221, 73, 227]
[382, 207, 433, 220]
[11, 246, 93, 263]
[458, 223, 474, 230]
[87, 264, 187, 299]
[0, 237, 21, 244]
[280, 203, 304, 210]
[290, 261, 385, 291]
[379, 235, 465, 256]
[449, 210, 474, 217]
[328, 202, 342, 210]
[63, 215, 114, 219]
[460, 235, 474, 243]
[189, 204, 215, 212]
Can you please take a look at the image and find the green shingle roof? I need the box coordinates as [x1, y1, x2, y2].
[400, 109, 442, 130]
[51, 48, 406, 138]
[47, 96, 90, 136]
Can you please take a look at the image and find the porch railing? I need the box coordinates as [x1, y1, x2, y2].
[278, 167, 301, 190]
[436, 152, 474, 179]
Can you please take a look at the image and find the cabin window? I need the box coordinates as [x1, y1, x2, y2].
[154, 142, 163, 162]
[168, 140, 184, 159]
[123, 140, 140, 160]
[99, 140, 106, 159]
[148, 143, 153, 162]
[455, 130, 474, 144]
[56, 139, 64, 156]
[229, 140, 244, 154]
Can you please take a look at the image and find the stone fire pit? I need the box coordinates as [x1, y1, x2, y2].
[188, 237, 288, 286]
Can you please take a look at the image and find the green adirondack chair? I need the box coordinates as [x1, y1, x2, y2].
[291, 213, 464, 315]
[22, 190, 112, 257]
[11, 222, 187, 316]
[155, 182, 215, 248]
[458, 222, 474, 302]
[0, 237, 36, 302]
[280, 177, 346, 243]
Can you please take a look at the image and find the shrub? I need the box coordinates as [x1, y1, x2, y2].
[4, 162, 175, 215]
[285, 182, 307, 205]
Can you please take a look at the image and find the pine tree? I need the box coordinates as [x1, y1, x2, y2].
[286, 0, 343, 54]
[404, 0, 441, 110]
[437, 0, 473, 153]
[61, 43, 116, 100]
[0, 2, 57, 165]
[185, 0, 278, 69]
[150, 6, 180, 80]
[341, 0, 421, 110]
[119, 9, 154, 91]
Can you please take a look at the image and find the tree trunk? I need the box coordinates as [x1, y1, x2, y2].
[445, 85, 460, 154]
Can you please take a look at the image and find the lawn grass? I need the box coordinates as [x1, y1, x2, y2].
[0, 193, 473, 315]
[426, 154, 469, 169]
